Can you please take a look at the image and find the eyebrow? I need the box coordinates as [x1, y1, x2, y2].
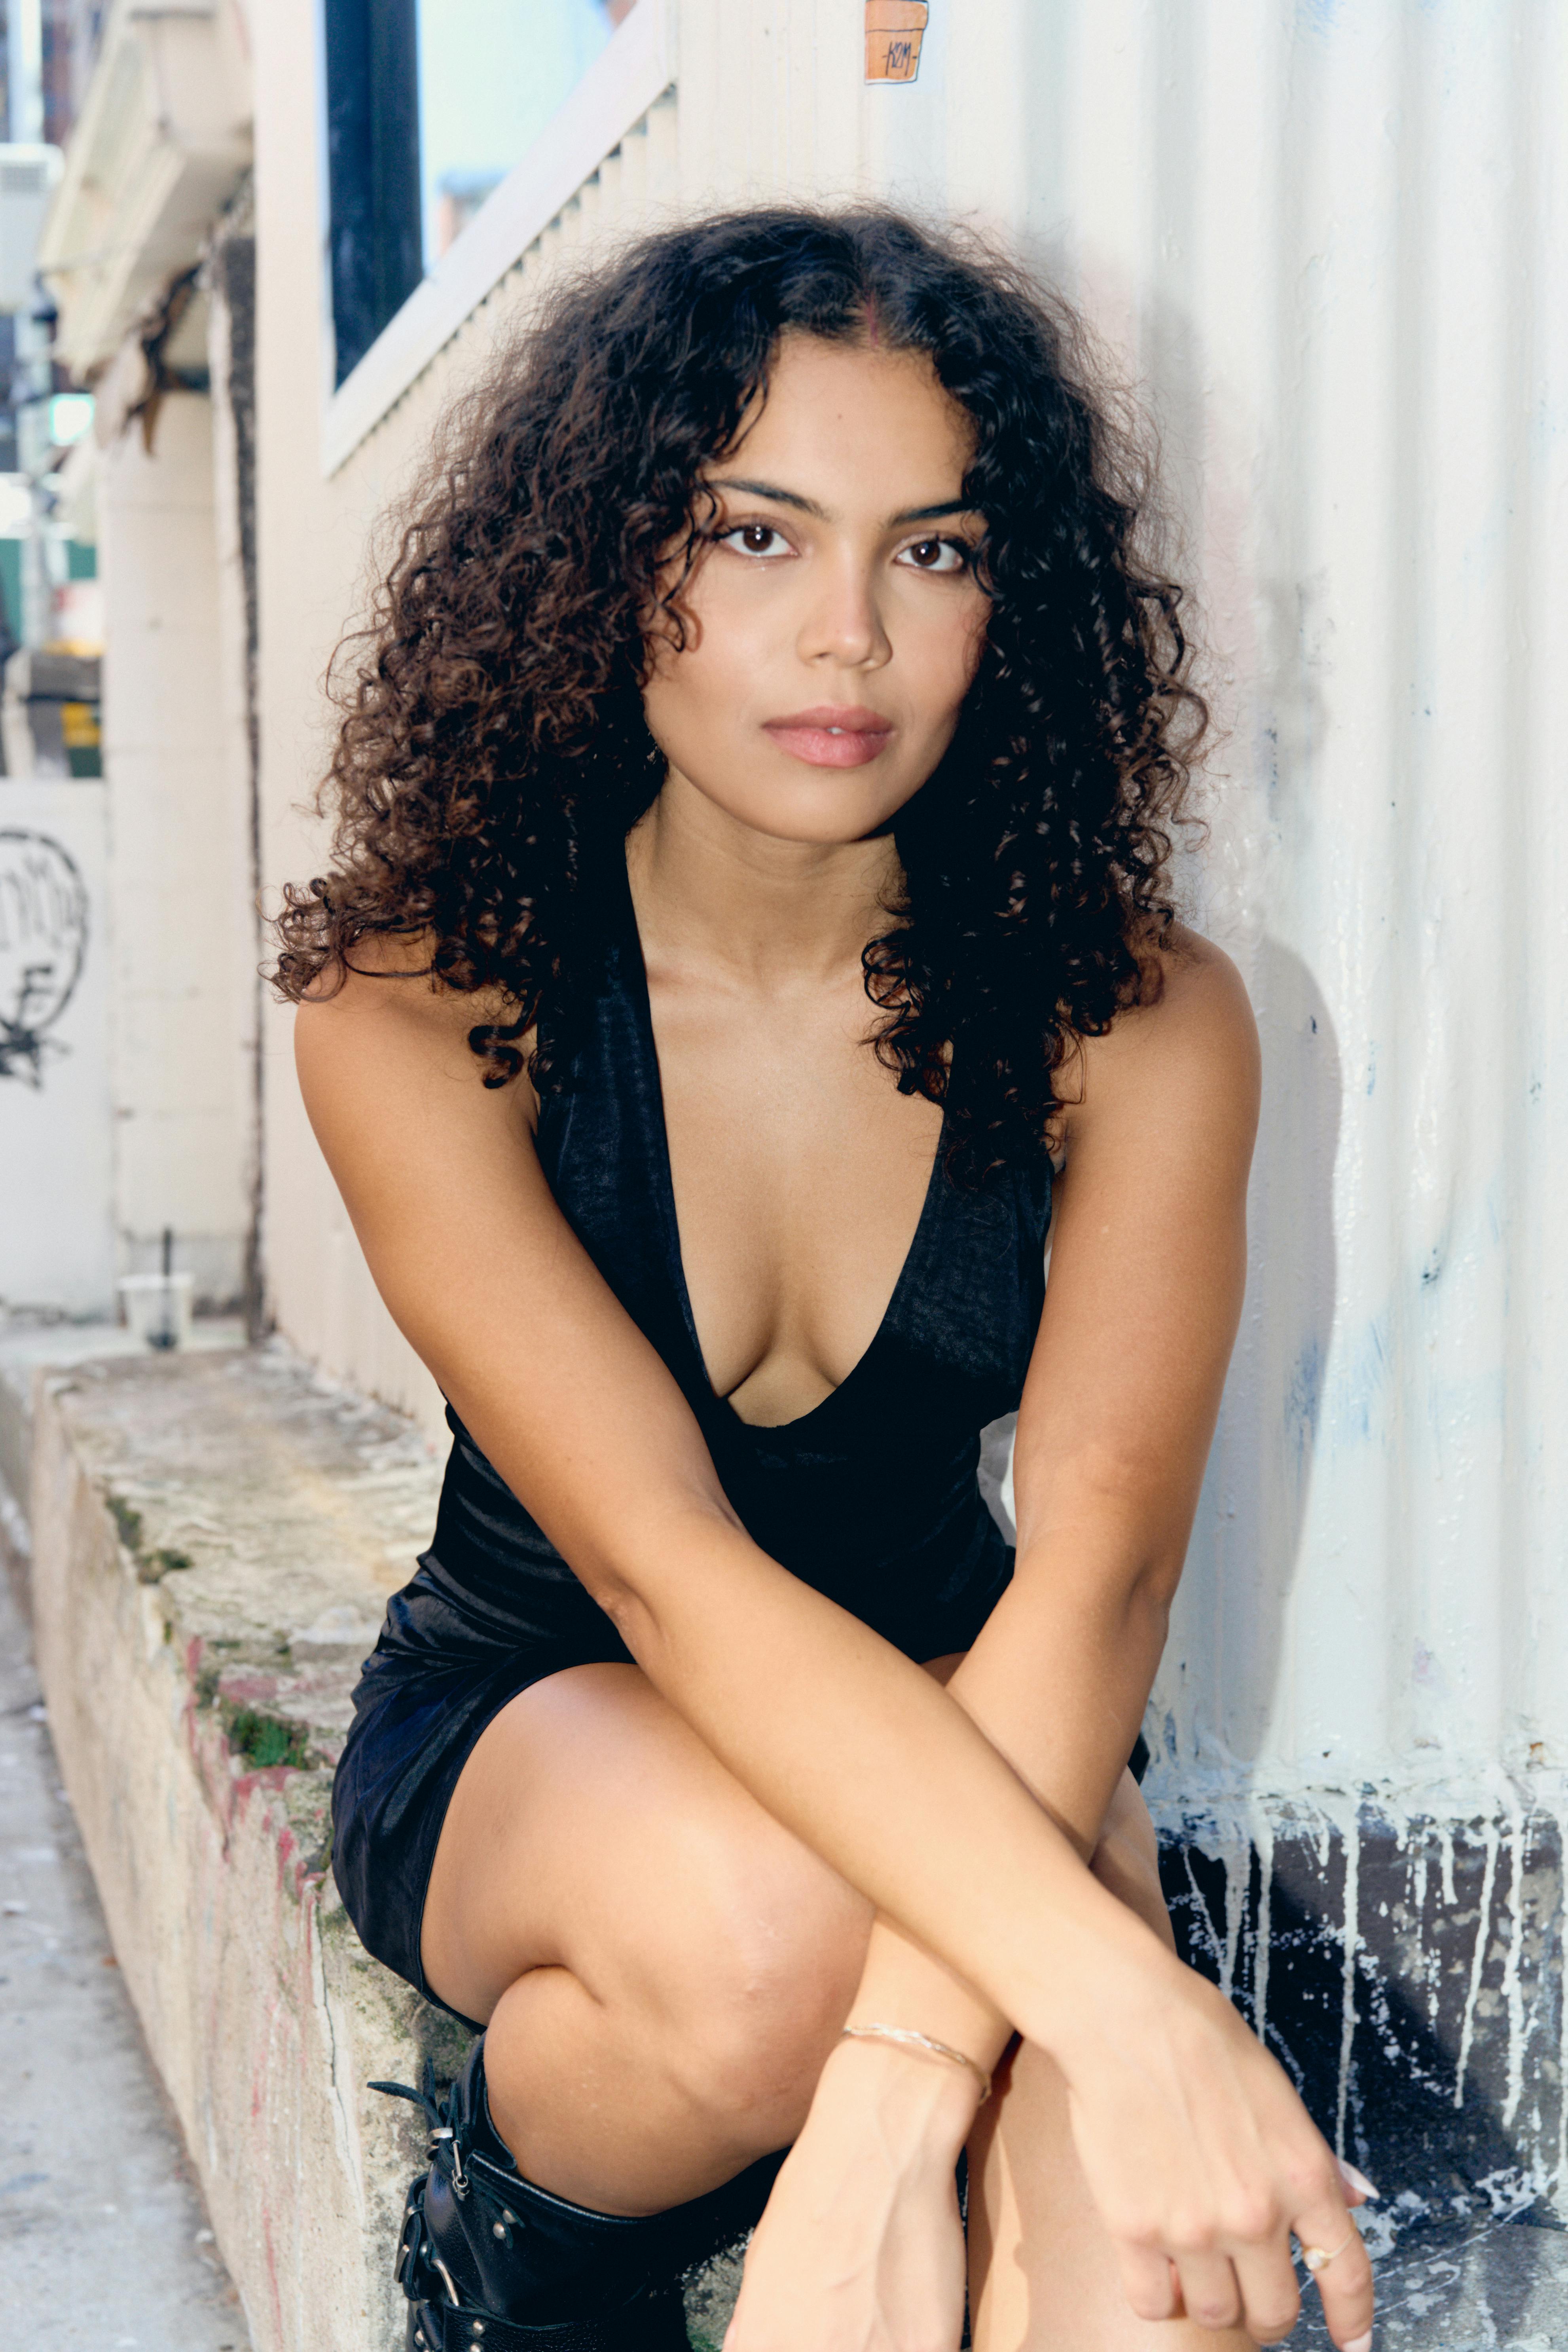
[706, 476, 978, 528]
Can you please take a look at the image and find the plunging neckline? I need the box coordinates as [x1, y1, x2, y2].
[615, 856, 946, 1436]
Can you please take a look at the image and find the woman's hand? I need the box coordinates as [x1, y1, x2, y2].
[1056, 1939, 1376, 2351]
[724, 2038, 976, 2352]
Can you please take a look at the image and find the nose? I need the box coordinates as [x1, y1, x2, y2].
[796, 548, 890, 671]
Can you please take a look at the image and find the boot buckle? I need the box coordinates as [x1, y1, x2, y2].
[431, 2123, 470, 2198]
[395, 2181, 426, 2286]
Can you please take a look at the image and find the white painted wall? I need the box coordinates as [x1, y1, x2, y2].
[0, 781, 114, 1313]
[255, 1, 1567, 1811]
[254, 0, 681, 1443]
[99, 393, 254, 1308]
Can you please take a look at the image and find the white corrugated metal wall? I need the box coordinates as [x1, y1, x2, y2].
[679, 0, 1568, 1815]
[662, 0, 1568, 2188]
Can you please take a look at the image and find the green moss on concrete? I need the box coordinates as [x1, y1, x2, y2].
[222, 1703, 311, 1772]
[106, 1493, 144, 1553]
[103, 1495, 191, 1583]
[144, 1545, 193, 1580]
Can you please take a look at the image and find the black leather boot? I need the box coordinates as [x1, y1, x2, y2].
[374, 2041, 783, 2352]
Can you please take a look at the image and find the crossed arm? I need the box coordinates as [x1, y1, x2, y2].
[846, 929, 1261, 2075]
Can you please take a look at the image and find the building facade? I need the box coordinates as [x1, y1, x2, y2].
[28, 0, 1568, 2215]
[24, 0, 254, 1312]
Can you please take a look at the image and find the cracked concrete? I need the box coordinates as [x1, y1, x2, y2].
[10, 1332, 467, 2352]
[0, 1547, 252, 2346]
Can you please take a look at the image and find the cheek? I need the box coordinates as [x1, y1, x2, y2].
[908, 597, 989, 726]
[642, 577, 764, 731]
[956, 589, 992, 673]
[642, 628, 741, 740]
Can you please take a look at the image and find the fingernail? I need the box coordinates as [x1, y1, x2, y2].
[1337, 2155, 1381, 2201]
[1344, 2333, 1372, 2352]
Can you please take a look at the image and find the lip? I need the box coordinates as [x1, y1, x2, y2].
[762, 704, 895, 770]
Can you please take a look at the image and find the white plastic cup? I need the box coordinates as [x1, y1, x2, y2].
[117, 1272, 195, 1351]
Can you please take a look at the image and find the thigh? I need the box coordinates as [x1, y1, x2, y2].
[421, 1661, 884, 2208]
[1089, 1765, 1175, 1948]
[421, 1658, 871, 2033]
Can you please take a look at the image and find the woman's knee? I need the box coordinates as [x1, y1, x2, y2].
[661, 1851, 872, 2133]
[433, 1662, 874, 2132]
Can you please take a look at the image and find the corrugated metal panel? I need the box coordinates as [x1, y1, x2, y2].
[1009, 1, 1568, 1811]
[671, 0, 1567, 1808]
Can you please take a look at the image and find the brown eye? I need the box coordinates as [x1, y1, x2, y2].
[897, 537, 967, 575]
[719, 523, 791, 558]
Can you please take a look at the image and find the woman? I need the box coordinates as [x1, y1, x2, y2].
[277, 209, 1376, 2352]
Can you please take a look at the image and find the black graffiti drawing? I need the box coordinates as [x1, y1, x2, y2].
[0, 829, 91, 1085]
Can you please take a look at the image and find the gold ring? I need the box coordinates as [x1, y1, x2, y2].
[1300, 2228, 1356, 2274]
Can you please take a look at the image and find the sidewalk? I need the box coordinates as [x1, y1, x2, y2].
[0, 1548, 252, 2347]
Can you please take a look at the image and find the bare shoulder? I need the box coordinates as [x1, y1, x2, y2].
[1127, 921, 1256, 1053]
[292, 933, 535, 1145]
[1062, 923, 1260, 1151]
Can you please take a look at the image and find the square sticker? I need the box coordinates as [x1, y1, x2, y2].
[866, 0, 929, 84]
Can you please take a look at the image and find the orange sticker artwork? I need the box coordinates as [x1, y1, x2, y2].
[865, 1, 928, 84]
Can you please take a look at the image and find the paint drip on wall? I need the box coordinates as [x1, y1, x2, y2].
[1151, 1781, 1568, 2224]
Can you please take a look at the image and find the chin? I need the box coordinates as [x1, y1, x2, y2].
[724, 790, 909, 847]
[690, 757, 922, 843]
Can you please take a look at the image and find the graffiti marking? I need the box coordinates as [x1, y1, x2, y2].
[0, 829, 91, 1085]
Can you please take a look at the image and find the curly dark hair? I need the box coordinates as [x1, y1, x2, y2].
[271, 205, 1205, 1182]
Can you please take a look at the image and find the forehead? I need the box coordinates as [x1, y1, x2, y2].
[715, 333, 977, 502]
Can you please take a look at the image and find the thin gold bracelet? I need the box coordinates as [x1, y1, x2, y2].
[840, 2023, 992, 2102]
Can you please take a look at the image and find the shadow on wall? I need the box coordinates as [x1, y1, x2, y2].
[1147, 936, 1342, 1787]
[1152, 967, 1562, 2220]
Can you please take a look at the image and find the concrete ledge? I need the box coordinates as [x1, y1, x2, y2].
[16, 1330, 1565, 2351]
[23, 1341, 464, 2352]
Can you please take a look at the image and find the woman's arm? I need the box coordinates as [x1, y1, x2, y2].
[729, 937, 1366, 2350]
[838, 929, 1261, 2072]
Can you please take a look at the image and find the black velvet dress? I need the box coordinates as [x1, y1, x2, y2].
[332, 861, 1057, 2025]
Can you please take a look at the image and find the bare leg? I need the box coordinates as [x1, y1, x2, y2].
[423, 1667, 1259, 2344]
[967, 1771, 1257, 2351]
[421, 1660, 873, 2213]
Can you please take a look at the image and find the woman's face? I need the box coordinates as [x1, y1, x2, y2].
[641, 333, 990, 846]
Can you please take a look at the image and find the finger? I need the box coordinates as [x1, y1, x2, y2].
[1295, 2201, 1375, 2352]
[1229, 2239, 1302, 2347]
[1173, 2250, 1244, 2334]
[1114, 2243, 1181, 2323]
[1315, 2231, 1375, 2352]
[1335, 2154, 1380, 2209]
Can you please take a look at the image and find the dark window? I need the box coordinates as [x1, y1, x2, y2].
[322, 0, 423, 387]
[323, 0, 638, 388]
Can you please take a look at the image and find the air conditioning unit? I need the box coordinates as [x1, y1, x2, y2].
[0, 144, 64, 313]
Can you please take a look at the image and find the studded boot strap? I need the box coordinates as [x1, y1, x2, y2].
[408, 2290, 681, 2352]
